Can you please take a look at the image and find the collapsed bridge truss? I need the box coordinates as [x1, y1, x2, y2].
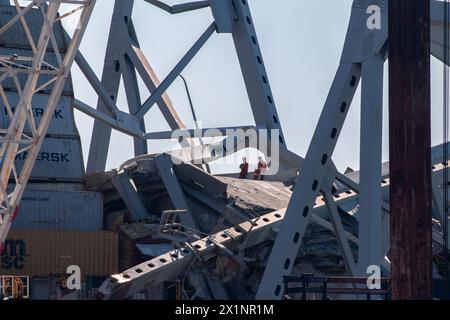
[1, 0, 450, 300]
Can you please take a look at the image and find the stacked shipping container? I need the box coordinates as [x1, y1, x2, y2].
[0, 3, 114, 296]
[0, 230, 118, 279]
[9, 189, 103, 231]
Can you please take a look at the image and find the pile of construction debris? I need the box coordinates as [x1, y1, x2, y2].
[83, 152, 450, 299]
[86, 155, 357, 299]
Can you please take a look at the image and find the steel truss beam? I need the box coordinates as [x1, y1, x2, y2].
[111, 170, 149, 220]
[257, 0, 450, 299]
[76, 0, 297, 181]
[0, 0, 96, 250]
[96, 208, 292, 300]
[97, 0, 450, 300]
[256, 0, 388, 299]
[154, 153, 230, 299]
[143, 0, 210, 15]
[101, 156, 450, 300]
[154, 154, 198, 228]
[98, 148, 450, 299]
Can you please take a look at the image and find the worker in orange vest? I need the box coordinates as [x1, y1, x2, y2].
[239, 157, 249, 179]
[254, 156, 268, 180]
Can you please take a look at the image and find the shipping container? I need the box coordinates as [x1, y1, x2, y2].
[0, 47, 74, 95]
[0, 92, 79, 137]
[9, 189, 103, 231]
[13, 137, 85, 182]
[0, 230, 118, 280]
[0, 5, 67, 51]
[16, 182, 84, 192]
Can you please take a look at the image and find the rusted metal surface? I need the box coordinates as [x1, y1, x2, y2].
[0, 230, 118, 280]
[389, 0, 433, 299]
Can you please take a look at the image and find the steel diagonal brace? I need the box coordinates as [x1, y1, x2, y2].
[86, 0, 135, 174]
[256, 63, 361, 300]
[12, 0, 38, 53]
[322, 168, 357, 276]
[73, 99, 144, 139]
[124, 41, 188, 133]
[111, 171, 149, 220]
[208, 0, 296, 178]
[135, 22, 216, 118]
[66, 11, 189, 147]
[143, 0, 210, 14]
[117, 9, 196, 149]
[334, 169, 390, 212]
[63, 30, 120, 116]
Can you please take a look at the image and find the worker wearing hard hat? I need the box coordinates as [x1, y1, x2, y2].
[253, 157, 268, 180]
[239, 157, 249, 179]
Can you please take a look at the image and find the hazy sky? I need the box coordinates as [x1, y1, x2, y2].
[64, 0, 447, 173]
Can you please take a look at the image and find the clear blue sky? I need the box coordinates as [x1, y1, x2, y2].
[67, 0, 446, 173]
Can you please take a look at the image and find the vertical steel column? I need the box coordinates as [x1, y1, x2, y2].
[86, 0, 134, 174]
[389, 0, 433, 300]
[121, 52, 148, 157]
[358, 53, 384, 275]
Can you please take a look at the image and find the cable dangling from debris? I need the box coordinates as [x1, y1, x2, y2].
[443, 0, 450, 297]
[179, 74, 211, 174]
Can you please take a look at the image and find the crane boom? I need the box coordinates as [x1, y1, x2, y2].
[0, 0, 96, 253]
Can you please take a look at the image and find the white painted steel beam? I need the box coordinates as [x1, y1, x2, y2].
[0, 0, 96, 250]
[358, 53, 385, 275]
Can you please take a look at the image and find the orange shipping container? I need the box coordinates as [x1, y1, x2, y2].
[0, 230, 118, 280]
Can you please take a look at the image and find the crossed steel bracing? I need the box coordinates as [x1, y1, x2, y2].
[0, 0, 300, 298]
[0, 0, 95, 249]
[257, 0, 450, 299]
[66, 0, 300, 180]
[2, 0, 450, 301]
